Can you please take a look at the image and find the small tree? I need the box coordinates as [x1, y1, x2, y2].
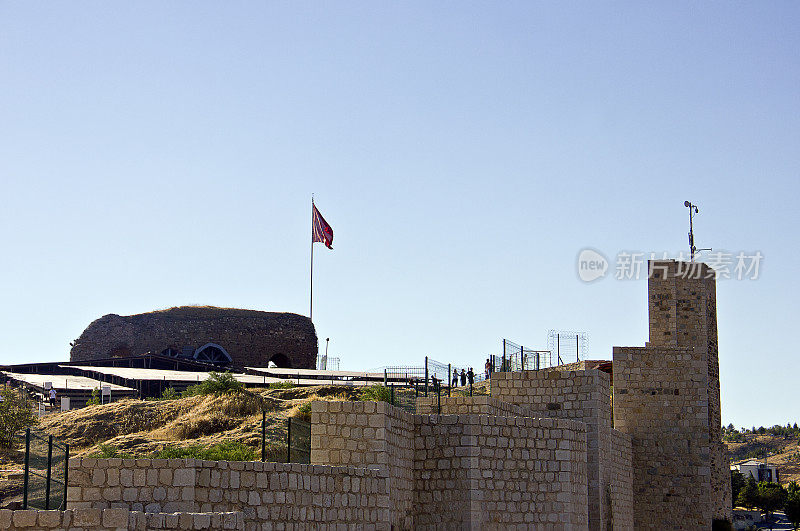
[731, 470, 746, 508]
[0, 387, 37, 448]
[757, 481, 788, 530]
[86, 387, 101, 406]
[737, 475, 758, 509]
[785, 481, 800, 531]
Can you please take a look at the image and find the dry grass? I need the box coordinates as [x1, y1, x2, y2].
[727, 434, 800, 485]
[34, 384, 362, 459]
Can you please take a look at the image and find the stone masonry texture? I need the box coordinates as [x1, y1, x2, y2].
[67, 457, 389, 530]
[0, 508, 245, 530]
[311, 399, 590, 529]
[646, 260, 731, 519]
[70, 307, 317, 369]
[611, 259, 732, 529]
[490, 368, 630, 531]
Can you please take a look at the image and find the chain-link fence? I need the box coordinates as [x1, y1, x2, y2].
[16, 427, 69, 510]
[489, 339, 553, 374]
[546, 331, 588, 365]
[286, 418, 310, 464]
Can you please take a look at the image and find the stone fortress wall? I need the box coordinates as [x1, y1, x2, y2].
[490, 368, 632, 531]
[2, 259, 731, 529]
[311, 399, 589, 528]
[64, 457, 389, 529]
[0, 508, 244, 531]
[611, 260, 732, 529]
[70, 307, 317, 369]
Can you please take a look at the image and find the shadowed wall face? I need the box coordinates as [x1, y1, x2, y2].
[70, 307, 317, 369]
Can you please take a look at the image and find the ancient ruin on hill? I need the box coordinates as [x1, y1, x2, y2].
[69, 307, 317, 369]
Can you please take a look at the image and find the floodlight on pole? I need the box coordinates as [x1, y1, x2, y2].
[684, 201, 711, 261]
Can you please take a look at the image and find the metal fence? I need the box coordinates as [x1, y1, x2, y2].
[546, 330, 588, 365]
[16, 427, 69, 510]
[490, 339, 553, 373]
[379, 356, 485, 391]
[286, 417, 310, 464]
[315, 354, 340, 371]
[259, 413, 311, 464]
[383, 376, 484, 416]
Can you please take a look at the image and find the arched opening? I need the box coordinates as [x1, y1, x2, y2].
[161, 347, 180, 357]
[268, 353, 292, 368]
[193, 343, 232, 366]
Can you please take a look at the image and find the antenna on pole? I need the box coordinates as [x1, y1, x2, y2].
[684, 201, 711, 261]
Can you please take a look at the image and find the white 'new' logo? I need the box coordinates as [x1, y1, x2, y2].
[577, 249, 608, 282]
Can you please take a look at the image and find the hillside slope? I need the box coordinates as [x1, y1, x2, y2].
[3, 385, 798, 509]
[726, 434, 800, 485]
[0, 384, 361, 507]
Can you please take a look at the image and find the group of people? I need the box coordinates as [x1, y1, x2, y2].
[451, 367, 474, 387]
[449, 358, 495, 388]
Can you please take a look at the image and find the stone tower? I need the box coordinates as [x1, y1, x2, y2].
[613, 260, 732, 529]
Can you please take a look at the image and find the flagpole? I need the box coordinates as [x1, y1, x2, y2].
[310, 196, 314, 321]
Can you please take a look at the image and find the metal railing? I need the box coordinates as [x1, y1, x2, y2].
[490, 340, 553, 374]
[384, 376, 484, 416]
[378, 356, 486, 396]
[17, 427, 69, 510]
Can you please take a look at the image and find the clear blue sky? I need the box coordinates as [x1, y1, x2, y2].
[1, 3, 798, 428]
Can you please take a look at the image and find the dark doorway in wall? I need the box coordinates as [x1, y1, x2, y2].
[268, 353, 292, 368]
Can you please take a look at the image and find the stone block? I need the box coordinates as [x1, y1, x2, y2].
[72, 507, 102, 527]
[92, 467, 106, 486]
[173, 468, 195, 487]
[11, 510, 37, 527]
[102, 508, 130, 528]
[194, 513, 212, 529]
[37, 510, 61, 527]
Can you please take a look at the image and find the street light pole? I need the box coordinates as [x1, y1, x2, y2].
[685, 200, 699, 261]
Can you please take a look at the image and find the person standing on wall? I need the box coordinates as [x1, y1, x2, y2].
[452, 369, 459, 387]
[467, 368, 474, 386]
[460, 369, 466, 386]
[484, 358, 492, 380]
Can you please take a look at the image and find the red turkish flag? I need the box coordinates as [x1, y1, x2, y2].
[312, 204, 333, 249]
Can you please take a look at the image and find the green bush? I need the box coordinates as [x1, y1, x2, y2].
[153, 441, 255, 461]
[294, 402, 312, 422]
[360, 385, 392, 403]
[161, 387, 179, 400]
[0, 387, 37, 448]
[88, 443, 134, 459]
[86, 388, 101, 406]
[181, 372, 244, 398]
